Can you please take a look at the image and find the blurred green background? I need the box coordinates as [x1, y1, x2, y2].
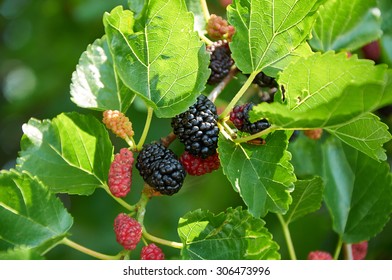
[0, 0, 391, 259]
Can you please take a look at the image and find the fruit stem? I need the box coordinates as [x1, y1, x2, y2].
[233, 125, 276, 143]
[142, 227, 183, 250]
[199, 32, 214, 45]
[208, 67, 239, 102]
[102, 184, 135, 211]
[219, 71, 258, 120]
[343, 243, 354, 260]
[61, 238, 122, 260]
[334, 237, 343, 260]
[200, 0, 210, 22]
[276, 214, 297, 260]
[217, 122, 234, 140]
[125, 135, 136, 150]
[136, 106, 154, 151]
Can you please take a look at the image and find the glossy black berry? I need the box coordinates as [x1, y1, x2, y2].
[252, 72, 278, 88]
[230, 103, 270, 134]
[171, 95, 219, 158]
[136, 143, 185, 195]
[206, 40, 234, 85]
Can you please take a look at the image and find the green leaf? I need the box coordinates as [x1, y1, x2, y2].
[284, 177, 324, 224]
[322, 137, 392, 243]
[103, 3, 210, 118]
[310, 0, 382, 52]
[251, 53, 389, 128]
[227, 0, 325, 74]
[17, 112, 113, 195]
[263, 42, 314, 77]
[288, 133, 324, 178]
[178, 207, 280, 260]
[70, 36, 135, 112]
[128, 0, 146, 19]
[379, 0, 392, 36]
[0, 170, 73, 252]
[218, 131, 295, 217]
[185, 0, 206, 34]
[0, 246, 44, 260]
[326, 113, 391, 161]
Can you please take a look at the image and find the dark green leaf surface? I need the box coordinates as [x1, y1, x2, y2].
[251, 54, 391, 160]
[322, 138, 392, 243]
[178, 207, 280, 260]
[70, 37, 135, 112]
[227, 0, 325, 74]
[104, 3, 210, 118]
[218, 131, 295, 217]
[0, 170, 73, 252]
[17, 112, 113, 195]
[326, 113, 391, 161]
[252, 53, 388, 127]
[310, 0, 382, 51]
[0, 246, 44, 260]
[284, 177, 324, 224]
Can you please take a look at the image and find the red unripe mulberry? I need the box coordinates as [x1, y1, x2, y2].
[108, 148, 134, 197]
[307, 251, 333, 260]
[140, 243, 165, 260]
[114, 213, 142, 250]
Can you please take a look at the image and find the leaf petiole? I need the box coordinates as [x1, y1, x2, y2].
[142, 227, 183, 249]
[61, 238, 122, 260]
[136, 106, 154, 151]
[234, 125, 277, 143]
[277, 214, 297, 260]
[102, 184, 135, 211]
[200, 0, 210, 22]
[219, 71, 258, 120]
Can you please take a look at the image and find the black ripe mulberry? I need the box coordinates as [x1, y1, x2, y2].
[171, 95, 219, 158]
[252, 72, 278, 88]
[207, 40, 234, 85]
[230, 103, 270, 135]
[136, 143, 185, 195]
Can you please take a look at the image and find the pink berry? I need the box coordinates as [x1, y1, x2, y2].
[108, 148, 134, 197]
[179, 151, 220, 176]
[362, 41, 380, 62]
[140, 243, 165, 260]
[307, 251, 333, 260]
[352, 241, 368, 260]
[114, 213, 142, 250]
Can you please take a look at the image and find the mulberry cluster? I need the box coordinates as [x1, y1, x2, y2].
[252, 72, 278, 88]
[103, 110, 134, 139]
[180, 151, 220, 176]
[136, 143, 186, 195]
[114, 213, 142, 250]
[140, 243, 165, 260]
[206, 14, 235, 41]
[206, 40, 234, 85]
[230, 103, 270, 134]
[171, 95, 219, 158]
[108, 148, 134, 198]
